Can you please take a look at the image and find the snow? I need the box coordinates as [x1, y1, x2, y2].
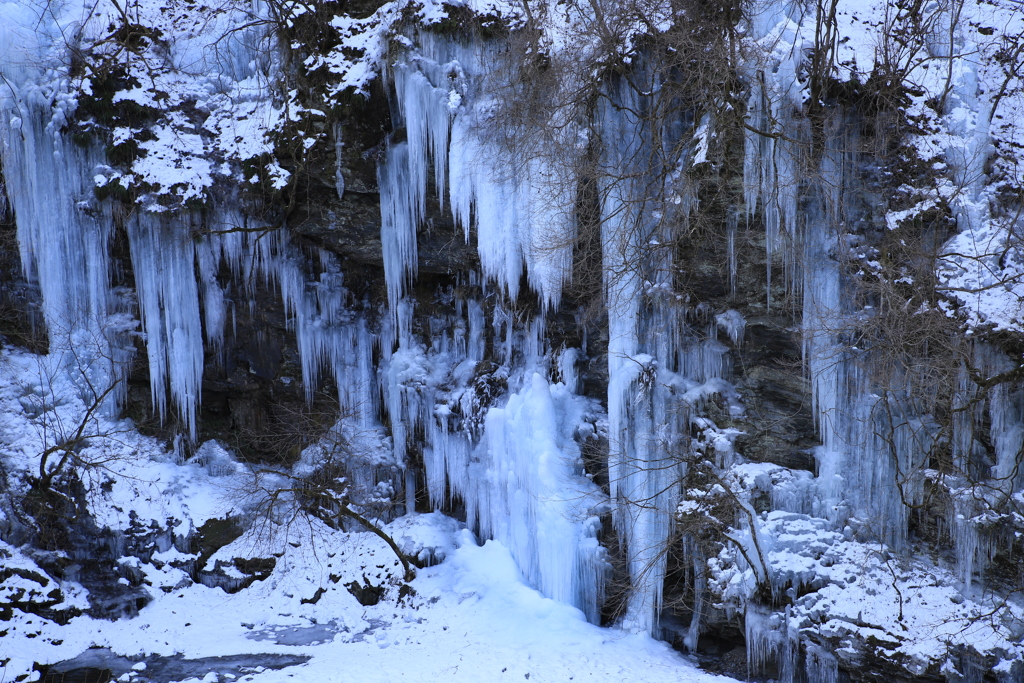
[0, 348, 241, 535]
[0, 349, 730, 682]
[2, 528, 729, 683]
[5, 0, 1024, 679]
[130, 115, 215, 205]
[709, 510, 1024, 670]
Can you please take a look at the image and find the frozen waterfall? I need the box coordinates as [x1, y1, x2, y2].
[3, 3, 1024, 671]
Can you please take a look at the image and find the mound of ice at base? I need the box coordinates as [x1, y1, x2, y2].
[384, 511, 463, 566]
[187, 440, 240, 477]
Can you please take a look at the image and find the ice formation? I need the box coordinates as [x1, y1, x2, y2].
[374, 34, 611, 618]
[3, 0, 1024, 679]
[0, 8, 132, 410]
[0, 0, 626, 633]
[379, 35, 579, 311]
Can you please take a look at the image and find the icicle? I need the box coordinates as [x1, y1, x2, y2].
[381, 35, 577, 310]
[0, 0, 400, 505]
[172, 434, 186, 465]
[951, 492, 982, 587]
[379, 142, 420, 314]
[196, 237, 227, 353]
[377, 37, 462, 315]
[384, 299, 427, 468]
[467, 299, 485, 362]
[715, 310, 746, 346]
[449, 104, 578, 308]
[806, 643, 839, 683]
[393, 38, 453, 208]
[333, 121, 345, 200]
[125, 212, 204, 439]
[745, 604, 780, 678]
[522, 316, 547, 374]
[741, 6, 812, 308]
[558, 347, 581, 394]
[405, 468, 417, 514]
[944, 344, 1024, 585]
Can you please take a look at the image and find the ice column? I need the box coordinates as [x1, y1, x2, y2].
[126, 213, 204, 439]
[405, 300, 607, 620]
[0, 8, 131, 409]
[600, 79, 685, 634]
[333, 121, 345, 200]
[468, 372, 608, 622]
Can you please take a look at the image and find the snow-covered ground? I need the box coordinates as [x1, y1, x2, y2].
[1, 525, 732, 683]
[0, 345, 727, 683]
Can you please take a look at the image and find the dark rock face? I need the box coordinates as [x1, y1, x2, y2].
[0, 176, 47, 354]
[345, 575, 386, 606]
[666, 228, 822, 478]
[731, 318, 818, 473]
[0, 562, 81, 624]
[197, 556, 277, 594]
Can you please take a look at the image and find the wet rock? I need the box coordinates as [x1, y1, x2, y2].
[0, 562, 81, 624]
[195, 556, 276, 594]
[345, 575, 386, 606]
[723, 321, 819, 472]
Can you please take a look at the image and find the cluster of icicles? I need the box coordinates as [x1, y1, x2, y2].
[0, 24, 737, 632]
[376, 35, 751, 631]
[2, 2, 1023, 661]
